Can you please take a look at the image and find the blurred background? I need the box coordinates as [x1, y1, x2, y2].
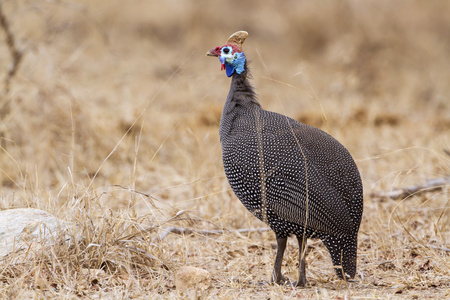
[0, 0, 449, 296]
[0, 0, 449, 215]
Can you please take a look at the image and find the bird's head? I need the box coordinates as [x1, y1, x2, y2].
[206, 31, 248, 77]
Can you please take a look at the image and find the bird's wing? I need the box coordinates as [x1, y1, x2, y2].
[263, 125, 360, 237]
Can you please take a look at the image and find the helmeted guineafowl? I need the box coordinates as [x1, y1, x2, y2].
[206, 31, 363, 286]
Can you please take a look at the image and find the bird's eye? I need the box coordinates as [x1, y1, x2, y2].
[223, 47, 230, 54]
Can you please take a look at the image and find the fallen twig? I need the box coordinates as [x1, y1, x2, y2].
[428, 244, 450, 253]
[158, 226, 271, 241]
[371, 177, 450, 200]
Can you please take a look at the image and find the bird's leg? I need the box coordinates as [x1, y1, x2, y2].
[271, 236, 288, 284]
[295, 235, 307, 286]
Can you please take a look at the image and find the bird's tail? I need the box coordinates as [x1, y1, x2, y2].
[322, 234, 358, 279]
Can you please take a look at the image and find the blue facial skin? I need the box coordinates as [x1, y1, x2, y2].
[220, 50, 246, 77]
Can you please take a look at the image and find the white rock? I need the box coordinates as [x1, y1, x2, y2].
[174, 266, 211, 291]
[0, 208, 70, 261]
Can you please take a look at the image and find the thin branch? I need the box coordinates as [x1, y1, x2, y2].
[443, 148, 450, 157]
[0, 2, 23, 97]
[158, 226, 271, 241]
[428, 244, 450, 253]
[371, 177, 450, 200]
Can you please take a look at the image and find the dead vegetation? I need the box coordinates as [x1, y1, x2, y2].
[0, 0, 449, 298]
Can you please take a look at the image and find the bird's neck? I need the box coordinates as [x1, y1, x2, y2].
[220, 63, 262, 139]
[225, 64, 261, 112]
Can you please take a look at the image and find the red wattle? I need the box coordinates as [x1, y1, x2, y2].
[221, 63, 225, 71]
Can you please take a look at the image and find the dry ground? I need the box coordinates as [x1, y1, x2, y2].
[0, 0, 449, 299]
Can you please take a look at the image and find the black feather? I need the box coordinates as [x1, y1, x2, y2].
[219, 61, 363, 284]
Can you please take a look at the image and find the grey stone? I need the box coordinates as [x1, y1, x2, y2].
[0, 208, 70, 261]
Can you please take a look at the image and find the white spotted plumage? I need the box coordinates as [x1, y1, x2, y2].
[210, 33, 363, 284]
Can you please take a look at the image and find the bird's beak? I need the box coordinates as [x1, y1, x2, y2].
[206, 48, 219, 57]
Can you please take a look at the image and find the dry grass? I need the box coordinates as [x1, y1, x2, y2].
[0, 0, 449, 298]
